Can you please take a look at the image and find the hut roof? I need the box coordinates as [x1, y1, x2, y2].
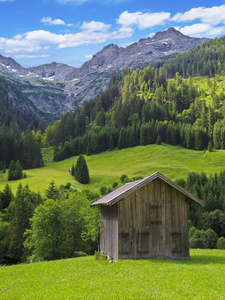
[90, 172, 204, 207]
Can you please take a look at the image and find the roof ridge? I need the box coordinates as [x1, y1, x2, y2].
[90, 172, 204, 207]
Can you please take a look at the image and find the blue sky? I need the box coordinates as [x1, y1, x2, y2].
[0, 0, 225, 67]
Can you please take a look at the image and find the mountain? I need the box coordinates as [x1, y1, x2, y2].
[0, 76, 51, 131]
[0, 27, 209, 118]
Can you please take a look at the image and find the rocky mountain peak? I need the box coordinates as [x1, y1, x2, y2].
[0, 28, 210, 118]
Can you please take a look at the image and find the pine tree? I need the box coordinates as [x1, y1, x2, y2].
[74, 155, 89, 184]
[45, 180, 59, 200]
[8, 160, 23, 181]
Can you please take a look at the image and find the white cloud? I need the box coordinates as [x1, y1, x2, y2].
[13, 54, 50, 59]
[80, 21, 111, 32]
[85, 54, 93, 58]
[117, 10, 171, 30]
[180, 23, 225, 38]
[171, 5, 225, 26]
[57, 0, 88, 4]
[41, 17, 65, 26]
[0, 19, 133, 54]
[180, 23, 212, 36]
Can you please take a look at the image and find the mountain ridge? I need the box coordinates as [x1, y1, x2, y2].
[0, 27, 209, 118]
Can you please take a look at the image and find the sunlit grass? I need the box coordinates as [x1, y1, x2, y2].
[0, 249, 224, 299]
[1, 143, 225, 195]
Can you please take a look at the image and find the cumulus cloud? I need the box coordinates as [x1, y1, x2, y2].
[117, 11, 171, 30]
[80, 21, 111, 32]
[179, 23, 212, 36]
[41, 17, 65, 26]
[170, 4, 225, 38]
[0, 18, 132, 54]
[180, 23, 225, 38]
[171, 5, 225, 26]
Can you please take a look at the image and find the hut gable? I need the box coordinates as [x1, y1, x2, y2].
[91, 172, 204, 260]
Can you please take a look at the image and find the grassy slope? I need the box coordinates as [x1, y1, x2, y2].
[1, 143, 225, 195]
[0, 249, 224, 299]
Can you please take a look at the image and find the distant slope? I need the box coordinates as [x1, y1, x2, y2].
[0, 76, 51, 131]
[1, 143, 225, 195]
[156, 35, 225, 78]
[0, 28, 208, 118]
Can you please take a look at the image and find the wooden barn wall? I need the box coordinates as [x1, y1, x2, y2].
[118, 178, 189, 259]
[100, 204, 118, 260]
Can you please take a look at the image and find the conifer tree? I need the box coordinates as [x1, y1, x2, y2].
[74, 155, 89, 184]
[45, 180, 59, 200]
[8, 160, 23, 181]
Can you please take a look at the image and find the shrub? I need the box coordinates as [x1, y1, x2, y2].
[94, 251, 107, 260]
[120, 174, 128, 183]
[189, 229, 208, 249]
[65, 182, 71, 189]
[74, 251, 88, 257]
[112, 182, 118, 189]
[205, 228, 218, 249]
[8, 160, 23, 181]
[216, 237, 225, 249]
[100, 186, 107, 195]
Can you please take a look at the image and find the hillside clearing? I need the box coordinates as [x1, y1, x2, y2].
[1, 144, 225, 195]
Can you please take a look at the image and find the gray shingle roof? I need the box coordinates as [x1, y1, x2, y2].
[90, 171, 205, 207]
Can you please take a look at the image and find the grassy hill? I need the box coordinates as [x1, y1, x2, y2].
[1, 143, 225, 195]
[0, 249, 224, 299]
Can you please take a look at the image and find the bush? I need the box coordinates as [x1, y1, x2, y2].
[94, 251, 107, 260]
[65, 182, 71, 189]
[74, 251, 88, 257]
[112, 182, 118, 189]
[100, 186, 107, 195]
[216, 237, 225, 249]
[189, 229, 208, 249]
[8, 160, 23, 181]
[120, 174, 128, 183]
[205, 228, 218, 249]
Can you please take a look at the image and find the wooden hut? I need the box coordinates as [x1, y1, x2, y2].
[91, 172, 204, 260]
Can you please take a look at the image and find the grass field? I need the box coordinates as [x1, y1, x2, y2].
[0, 249, 224, 299]
[1, 143, 225, 195]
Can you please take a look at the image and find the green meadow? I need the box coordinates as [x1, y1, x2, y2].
[0, 249, 224, 299]
[1, 143, 225, 195]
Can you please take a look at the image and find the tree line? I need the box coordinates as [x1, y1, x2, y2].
[177, 171, 225, 249]
[0, 129, 43, 170]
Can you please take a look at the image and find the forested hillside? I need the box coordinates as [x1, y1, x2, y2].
[156, 36, 225, 78]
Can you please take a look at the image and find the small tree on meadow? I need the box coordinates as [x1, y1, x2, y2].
[8, 160, 23, 181]
[74, 155, 89, 184]
[45, 180, 59, 200]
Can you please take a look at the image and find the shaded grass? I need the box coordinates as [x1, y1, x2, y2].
[1, 143, 225, 195]
[0, 249, 224, 299]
